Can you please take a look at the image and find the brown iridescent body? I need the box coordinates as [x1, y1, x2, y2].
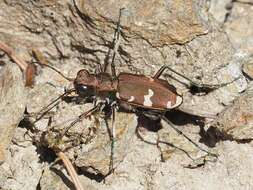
[74, 69, 183, 113]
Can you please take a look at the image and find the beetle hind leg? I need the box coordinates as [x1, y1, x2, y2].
[160, 114, 218, 159]
[153, 65, 238, 94]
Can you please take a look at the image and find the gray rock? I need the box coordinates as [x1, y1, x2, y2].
[0, 128, 42, 190]
[151, 141, 253, 190]
[0, 0, 252, 189]
[39, 167, 98, 190]
[38, 103, 137, 176]
[210, 82, 253, 140]
[209, 0, 233, 23]
[224, 2, 253, 55]
[39, 167, 70, 190]
[242, 57, 253, 79]
[74, 0, 209, 46]
[0, 63, 26, 163]
[74, 112, 137, 176]
[236, 0, 253, 3]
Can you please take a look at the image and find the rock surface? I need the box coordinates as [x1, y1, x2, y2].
[75, 0, 209, 46]
[243, 57, 253, 79]
[0, 63, 26, 163]
[223, 1, 253, 55]
[209, 0, 232, 23]
[0, 128, 42, 190]
[0, 0, 253, 190]
[210, 82, 253, 140]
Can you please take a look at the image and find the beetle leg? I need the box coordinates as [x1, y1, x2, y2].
[153, 65, 168, 79]
[134, 113, 200, 162]
[61, 103, 103, 136]
[153, 65, 197, 88]
[109, 104, 117, 172]
[153, 65, 238, 92]
[153, 65, 207, 85]
[161, 114, 218, 159]
[33, 88, 76, 124]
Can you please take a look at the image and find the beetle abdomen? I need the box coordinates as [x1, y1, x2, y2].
[116, 73, 183, 111]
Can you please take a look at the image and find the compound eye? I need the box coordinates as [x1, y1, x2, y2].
[80, 85, 88, 91]
[77, 85, 94, 97]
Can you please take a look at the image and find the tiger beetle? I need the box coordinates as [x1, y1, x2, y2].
[34, 8, 236, 171]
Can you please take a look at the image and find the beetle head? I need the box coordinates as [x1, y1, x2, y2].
[74, 69, 97, 98]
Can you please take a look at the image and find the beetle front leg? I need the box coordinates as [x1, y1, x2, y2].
[109, 103, 117, 172]
[33, 88, 76, 123]
[61, 102, 103, 136]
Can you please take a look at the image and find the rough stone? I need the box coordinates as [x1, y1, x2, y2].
[210, 82, 253, 140]
[0, 128, 42, 190]
[0, 62, 26, 163]
[74, 112, 137, 175]
[236, 0, 253, 3]
[242, 57, 253, 79]
[209, 0, 232, 23]
[38, 100, 137, 176]
[74, 0, 209, 46]
[0, 0, 252, 190]
[157, 120, 206, 163]
[151, 141, 253, 190]
[39, 167, 70, 190]
[224, 2, 253, 54]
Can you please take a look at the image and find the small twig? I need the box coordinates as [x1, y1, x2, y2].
[0, 41, 36, 87]
[57, 152, 84, 190]
[0, 41, 28, 71]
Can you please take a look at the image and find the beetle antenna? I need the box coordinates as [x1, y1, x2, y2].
[110, 8, 125, 77]
[38, 63, 75, 81]
[104, 8, 125, 77]
[31, 50, 74, 81]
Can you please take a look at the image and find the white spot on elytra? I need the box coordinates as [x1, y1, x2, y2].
[167, 101, 172, 108]
[143, 89, 154, 107]
[128, 96, 135, 102]
[116, 92, 120, 99]
[167, 96, 183, 109]
[148, 77, 154, 82]
[176, 96, 183, 106]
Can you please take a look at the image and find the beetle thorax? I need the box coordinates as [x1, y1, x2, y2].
[74, 69, 118, 98]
